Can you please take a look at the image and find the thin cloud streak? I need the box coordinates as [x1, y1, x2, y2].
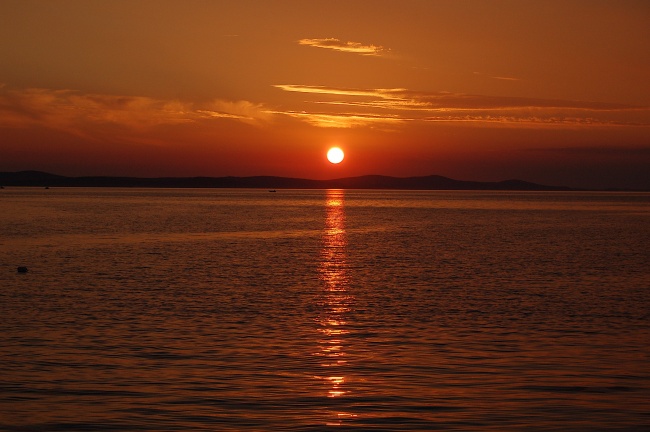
[526, 146, 650, 156]
[473, 71, 521, 81]
[273, 110, 644, 129]
[274, 84, 403, 99]
[298, 38, 387, 56]
[198, 100, 273, 125]
[274, 84, 650, 128]
[277, 85, 641, 110]
[272, 110, 404, 128]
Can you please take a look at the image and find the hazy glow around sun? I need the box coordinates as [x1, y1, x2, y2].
[327, 147, 344, 164]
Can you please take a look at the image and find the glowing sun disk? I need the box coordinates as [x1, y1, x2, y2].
[327, 147, 344, 164]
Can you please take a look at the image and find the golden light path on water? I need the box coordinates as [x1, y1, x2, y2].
[316, 190, 357, 426]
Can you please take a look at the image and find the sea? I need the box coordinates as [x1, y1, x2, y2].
[1, 188, 649, 431]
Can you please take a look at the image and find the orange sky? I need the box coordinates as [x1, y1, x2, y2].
[1, 0, 649, 188]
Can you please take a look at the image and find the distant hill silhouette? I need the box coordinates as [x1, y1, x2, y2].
[0, 171, 572, 191]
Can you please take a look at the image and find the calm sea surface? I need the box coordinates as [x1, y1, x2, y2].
[1, 188, 649, 431]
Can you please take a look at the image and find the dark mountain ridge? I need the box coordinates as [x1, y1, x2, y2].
[0, 171, 571, 190]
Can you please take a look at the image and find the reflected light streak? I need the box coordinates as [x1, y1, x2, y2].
[316, 189, 357, 424]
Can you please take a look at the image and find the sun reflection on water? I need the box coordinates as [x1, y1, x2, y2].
[316, 190, 358, 424]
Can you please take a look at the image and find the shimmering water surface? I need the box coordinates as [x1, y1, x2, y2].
[1, 188, 649, 431]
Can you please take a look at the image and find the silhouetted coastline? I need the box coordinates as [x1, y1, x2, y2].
[0, 170, 575, 190]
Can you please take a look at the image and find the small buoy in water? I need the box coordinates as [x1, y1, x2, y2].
[17, 266, 28, 273]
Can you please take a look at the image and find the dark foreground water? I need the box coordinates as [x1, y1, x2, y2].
[1, 188, 649, 431]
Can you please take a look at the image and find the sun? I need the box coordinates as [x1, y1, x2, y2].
[327, 147, 344, 164]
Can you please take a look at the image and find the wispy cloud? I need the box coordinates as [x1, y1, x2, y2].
[0, 86, 272, 138]
[270, 110, 404, 129]
[526, 146, 650, 156]
[274, 84, 650, 128]
[492, 76, 521, 81]
[298, 38, 387, 56]
[197, 100, 273, 124]
[473, 71, 521, 81]
[274, 84, 403, 99]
